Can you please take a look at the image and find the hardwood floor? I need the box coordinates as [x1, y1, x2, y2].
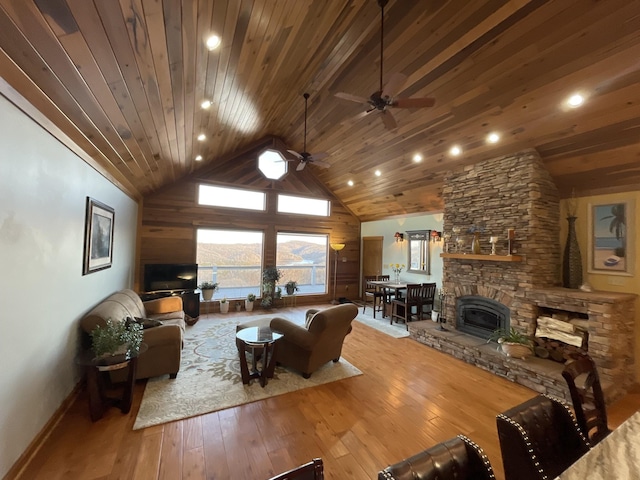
[13, 304, 640, 480]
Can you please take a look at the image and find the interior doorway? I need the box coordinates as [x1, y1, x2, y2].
[361, 236, 383, 298]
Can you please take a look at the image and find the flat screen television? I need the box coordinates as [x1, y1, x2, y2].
[143, 263, 198, 293]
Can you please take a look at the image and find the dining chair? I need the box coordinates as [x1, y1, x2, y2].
[419, 282, 437, 319]
[267, 458, 323, 480]
[363, 275, 384, 318]
[378, 434, 495, 480]
[562, 354, 611, 445]
[496, 394, 590, 480]
[391, 284, 422, 329]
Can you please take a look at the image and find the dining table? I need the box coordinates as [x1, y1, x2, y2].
[368, 280, 408, 318]
[555, 410, 640, 479]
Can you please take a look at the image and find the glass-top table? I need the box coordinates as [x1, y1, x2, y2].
[235, 326, 283, 387]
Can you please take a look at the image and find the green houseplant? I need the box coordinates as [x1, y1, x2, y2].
[284, 280, 299, 295]
[488, 327, 533, 359]
[219, 296, 229, 313]
[199, 281, 218, 301]
[90, 318, 143, 359]
[245, 293, 256, 312]
[261, 266, 282, 308]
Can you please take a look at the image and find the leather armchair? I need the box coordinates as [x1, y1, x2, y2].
[377, 435, 495, 480]
[496, 394, 590, 480]
[270, 303, 357, 378]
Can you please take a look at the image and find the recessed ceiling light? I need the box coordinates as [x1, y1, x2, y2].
[449, 145, 462, 156]
[195, 155, 203, 161]
[487, 132, 500, 144]
[197, 133, 206, 141]
[375, 170, 382, 177]
[567, 93, 585, 108]
[201, 99, 212, 109]
[347, 180, 354, 186]
[413, 153, 423, 163]
[206, 35, 221, 51]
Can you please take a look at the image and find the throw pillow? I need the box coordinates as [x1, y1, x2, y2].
[134, 316, 163, 329]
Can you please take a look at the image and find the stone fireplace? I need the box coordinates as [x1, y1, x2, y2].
[409, 150, 636, 403]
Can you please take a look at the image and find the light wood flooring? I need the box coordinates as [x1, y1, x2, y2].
[12, 304, 640, 480]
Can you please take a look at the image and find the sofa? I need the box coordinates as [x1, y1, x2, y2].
[80, 289, 185, 381]
[269, 303, 358, 378]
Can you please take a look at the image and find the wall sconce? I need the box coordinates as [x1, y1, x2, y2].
[394, 232, 404, 243]
[430, 230, 442, 242]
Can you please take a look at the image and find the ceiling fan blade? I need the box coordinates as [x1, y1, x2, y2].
[310, 152, 329, 161]
[313, 160, 331, 169]
[287, 149, 303, 160]
[296, 161, 306, 171]
[393, 97, 436, 108]
[335, 92, 371, 105]
[380, 110, 397, 130]
[382, 72, 407, 99]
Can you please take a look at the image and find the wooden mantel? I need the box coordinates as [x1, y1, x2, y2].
[440, 253, 523, 262]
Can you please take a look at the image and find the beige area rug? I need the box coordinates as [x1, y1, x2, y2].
[354, 307, 411, 338]
[133, 314, 362, 430]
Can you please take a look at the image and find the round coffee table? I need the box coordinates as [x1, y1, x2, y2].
[235, 326, 283, 387]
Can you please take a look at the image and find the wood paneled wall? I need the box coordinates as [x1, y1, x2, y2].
[138, 137, 361, 303]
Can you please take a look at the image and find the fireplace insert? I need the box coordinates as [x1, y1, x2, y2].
[456, 296, 510, 340]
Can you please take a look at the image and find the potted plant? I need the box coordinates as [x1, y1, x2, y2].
[245, 293, 256, 312]
[90, 318, 143, 361]
[199, 281, 218, 301]
[219, 297, 229, 313]
[261, 266, 282, 308]
[284, 280, 299, 295]
[235, 301, 242, 312]
[488, 327, 534, 359]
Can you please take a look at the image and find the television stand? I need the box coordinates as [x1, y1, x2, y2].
[140, 290, 200, 319]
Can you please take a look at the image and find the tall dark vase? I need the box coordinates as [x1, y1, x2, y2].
[563, 216, 583, 289]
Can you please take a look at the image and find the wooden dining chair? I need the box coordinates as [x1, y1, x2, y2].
[562, 354, 611, 445]
[267, 458, 324, 480]
[363, 275, 384, 318]
[419, 282, 437, 319]
[391, 284, 422, 329]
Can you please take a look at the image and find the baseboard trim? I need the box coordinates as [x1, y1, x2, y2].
[3, 382, 82, 480]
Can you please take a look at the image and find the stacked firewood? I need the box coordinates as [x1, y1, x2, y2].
[534, 313, 588, 362]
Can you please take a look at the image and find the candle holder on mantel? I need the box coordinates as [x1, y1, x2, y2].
[507, 229, 515, 255]
[489, 236, 498, 255]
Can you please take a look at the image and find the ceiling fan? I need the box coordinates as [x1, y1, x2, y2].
[287, 93, 330, 171]
[335, 0, 436, 130]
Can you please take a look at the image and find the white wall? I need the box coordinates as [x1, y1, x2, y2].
[361, 213, 444, 288]
[0, 94, 138, 477]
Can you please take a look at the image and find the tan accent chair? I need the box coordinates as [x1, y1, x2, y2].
[80, 289, 185, 381]
[270, 303, 358, 378]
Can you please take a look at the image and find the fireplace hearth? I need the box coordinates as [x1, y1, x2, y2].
[456, 296, 510, 340]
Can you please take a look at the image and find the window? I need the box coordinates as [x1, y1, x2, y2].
[276, 233, 328, 295]
[258, 149, 288, 180]
[198, 184, 265, 211]
[406, 230, 431, 274]
[277, 194, 330, 216]
[196, 229, 263, 300]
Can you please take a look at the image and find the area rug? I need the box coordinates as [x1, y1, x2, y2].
[133, 314, 362, 430]
[354, 309, 410, 338]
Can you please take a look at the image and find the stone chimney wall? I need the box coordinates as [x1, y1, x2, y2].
[441, 149, 561, 332]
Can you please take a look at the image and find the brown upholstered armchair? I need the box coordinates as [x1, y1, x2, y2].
[496, 394, 590, 480]
[378, 435, 495, 480]
[270, 303, 358, 378]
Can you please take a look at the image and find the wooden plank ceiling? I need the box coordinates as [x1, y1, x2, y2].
[0, 0, 639, 221]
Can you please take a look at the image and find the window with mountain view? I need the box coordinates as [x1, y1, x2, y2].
[196, 229, 263, 300]
[276, 233, 328, 295]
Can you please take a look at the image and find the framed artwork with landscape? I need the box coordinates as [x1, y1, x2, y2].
[83, 197, 115, 275]
[587, 200, 633, 276]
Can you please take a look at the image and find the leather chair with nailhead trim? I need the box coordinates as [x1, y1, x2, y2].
[496, 394, 590, 480]
[377, 434, 495, 480]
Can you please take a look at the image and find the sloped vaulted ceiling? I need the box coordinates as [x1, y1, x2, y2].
[0, 0, 639, 221]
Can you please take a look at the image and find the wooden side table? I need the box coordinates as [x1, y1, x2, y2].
[235, 327, 282, 387]
[77, 343, 148, 421]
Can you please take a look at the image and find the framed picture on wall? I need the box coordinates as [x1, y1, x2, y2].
[83, 197, 115, 275]
[587, 200, 633, 276]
